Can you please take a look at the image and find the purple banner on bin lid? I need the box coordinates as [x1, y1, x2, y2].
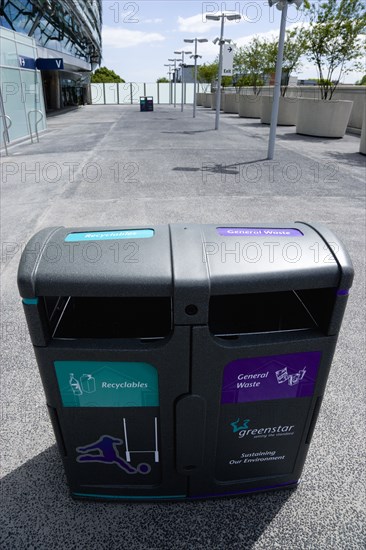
[217, 227, 304, 237]
[221, 352, 321, 404]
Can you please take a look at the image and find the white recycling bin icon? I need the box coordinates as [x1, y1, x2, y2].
[69, 373, 96, 395]
[80, 374, 96, 393]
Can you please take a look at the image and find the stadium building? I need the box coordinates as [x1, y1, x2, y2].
[0, 0, 102, 143]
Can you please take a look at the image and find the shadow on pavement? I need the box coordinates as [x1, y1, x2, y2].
[278, 132, 343, 144]
[237, 122, 264, 128]
[47, 106, 81, 118]
[161, 129, 214, 135]
[324, 151, 366, 167]
[0, 445, 294, 548]
[173, 158, 268, 175]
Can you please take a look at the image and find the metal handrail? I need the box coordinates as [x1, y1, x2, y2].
[28, 109, 44, 144]
[1, 114, 12, 156]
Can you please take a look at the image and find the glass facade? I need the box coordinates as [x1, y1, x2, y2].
[0, 27, 46, 142]
[0, 1, 102, 144]
[0, 0, 102, 64]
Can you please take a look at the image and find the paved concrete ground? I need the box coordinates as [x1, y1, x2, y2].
[1, 104, 365, 549]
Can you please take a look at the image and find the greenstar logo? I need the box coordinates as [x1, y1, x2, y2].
[230, 418, 250, 432]
[238, 424, 295, 438]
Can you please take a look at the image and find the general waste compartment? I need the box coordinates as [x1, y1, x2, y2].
[18, 223, 354, 501]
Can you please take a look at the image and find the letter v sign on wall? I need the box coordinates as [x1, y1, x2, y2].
[36, 58, 64, 70]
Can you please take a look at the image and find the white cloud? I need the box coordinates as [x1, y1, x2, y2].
[188, 23, 307, 63]
[102, 26, 165, 48]
[235, 21, 309, 47]
[143, 18, 163, 24]
[190, 22, 304, 59]
[177, 13, 244, 34]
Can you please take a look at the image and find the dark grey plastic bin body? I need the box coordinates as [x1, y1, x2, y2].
[18, 223, 354, 501]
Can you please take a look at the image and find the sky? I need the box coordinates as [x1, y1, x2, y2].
[101, 0, 364, 83]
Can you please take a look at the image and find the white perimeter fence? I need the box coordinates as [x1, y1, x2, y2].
[91, 82, 211, 105]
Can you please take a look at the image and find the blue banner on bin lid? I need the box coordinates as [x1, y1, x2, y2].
[65, 229, 154, 242]
[217, 227, 304, 237]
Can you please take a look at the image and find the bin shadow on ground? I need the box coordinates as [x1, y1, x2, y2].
[1, 445, 294, 548]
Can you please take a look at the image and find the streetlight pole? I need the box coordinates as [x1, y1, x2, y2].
[168, 58, 179, 108]
[207, 13, 241, 130]
[164, 63, 174, 104]
[184, 38, 208, 118]
[174, 50, 192, 112]
[216, 16, 225, 130]
[267, 0, 304, 159]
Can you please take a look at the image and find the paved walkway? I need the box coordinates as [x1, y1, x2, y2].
[1, 104, 365, 549]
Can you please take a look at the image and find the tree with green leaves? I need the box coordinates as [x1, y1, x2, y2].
[356, 75, 366, 85]
[304, 0, 366, 99]
[279, 26, 308, 96]
[91, 67, 125, 83]
[197, 60, 232, 88]
[156, 77, 170, 83]
[197, 61, 218, 84]
[234, 38, 277, 95]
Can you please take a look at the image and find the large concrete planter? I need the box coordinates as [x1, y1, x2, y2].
[296, 98, 353, 138]
[210, 92, 225, 110]
[223, 93, 239, 114]
[210, 92, 216, 109]
[360, 105, 366, 155]
[238, 94, 262, 118]
[261, 95, 299, 126]
[203, 93, 212, 108]
[196, 93, 203, 106]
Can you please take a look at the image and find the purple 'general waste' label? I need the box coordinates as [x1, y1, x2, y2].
[217, 227, 304, 237]
[221, 352, 321, 404]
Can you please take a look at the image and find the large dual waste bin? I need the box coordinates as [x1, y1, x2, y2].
[18, 223, 353, 501]
[140, 96, 154, 112]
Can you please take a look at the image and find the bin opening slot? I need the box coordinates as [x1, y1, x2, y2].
[209, 289, 335, 336]
[44, 296, 172, 339]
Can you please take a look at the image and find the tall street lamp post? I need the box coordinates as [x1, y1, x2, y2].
[168, 58, 180, 108]
[164, 63, 174, 104]
[207, 13, 241, 130]
[184, 38, 208, 118]
[267, 0, 304, 159]
[174, 50, 192, 112]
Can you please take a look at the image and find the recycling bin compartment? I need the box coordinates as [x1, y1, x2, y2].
[140, 96, 154, 112]
[18, 225, 189, 500]
[47, 296, 172, 339]
[18, 223, 353, 501]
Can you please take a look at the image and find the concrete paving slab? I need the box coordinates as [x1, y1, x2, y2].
[1, 104, 365, 550]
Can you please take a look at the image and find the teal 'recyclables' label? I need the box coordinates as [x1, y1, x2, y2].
[54, 361, 159, 407]
[64, 229, 154, 242]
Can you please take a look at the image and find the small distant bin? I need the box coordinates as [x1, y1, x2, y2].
[18, 223, 353, 502]
[140, 96, 154, 112]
